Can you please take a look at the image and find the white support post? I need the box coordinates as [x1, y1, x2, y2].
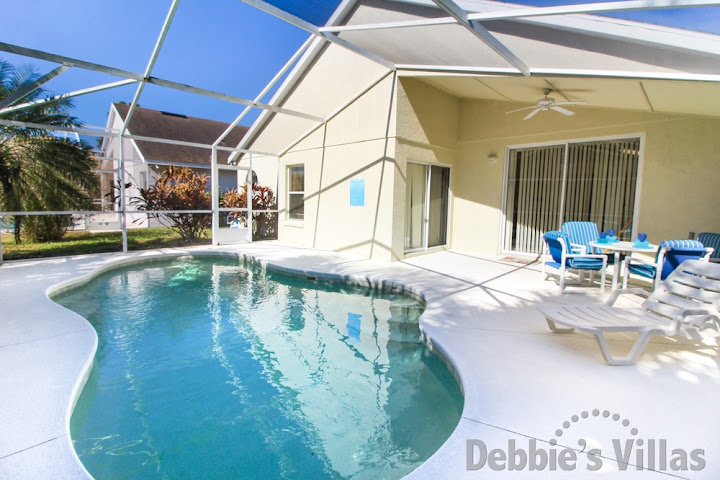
[217, 35, 315, 161]
[239, 0, 395, 70]
[121, 0, 180, 135]
[0, 79, 137, 115]
[321, 0, 720, 32]
[148, 77, 323, 122]
[0, 41, 323, 123]
[276, 155, 280, 223]
[211, 147, 219, 246]
[118, 135, 128, 253]
[247, 153, 253, 243]
[0, 63, 71, 109]
[429, 0, 529, 76]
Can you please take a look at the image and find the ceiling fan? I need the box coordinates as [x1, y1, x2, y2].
[506, 88, 587, 120]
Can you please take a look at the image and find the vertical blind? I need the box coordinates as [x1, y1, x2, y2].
[503, 138, 640, 255]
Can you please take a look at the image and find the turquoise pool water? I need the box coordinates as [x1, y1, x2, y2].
[57, 257, 462, 479]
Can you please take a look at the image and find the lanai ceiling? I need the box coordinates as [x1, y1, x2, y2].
[409, 74, 720, 116]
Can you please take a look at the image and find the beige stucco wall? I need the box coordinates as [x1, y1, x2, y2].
[270, 75, 460, 261]
[453, 98, 720, 255]
[248, 43, 391, 157]
[275, 71, 399, 260]
[393, 78, 459, 255]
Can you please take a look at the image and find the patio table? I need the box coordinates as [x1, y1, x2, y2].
[589, 240, 659, 290]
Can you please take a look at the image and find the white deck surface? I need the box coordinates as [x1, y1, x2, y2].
[1, 243, 718, 479]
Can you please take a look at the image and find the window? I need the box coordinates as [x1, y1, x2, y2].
[245, 170, 258, 184]
[139, 171, 148, 190]
[287, 165, 304, 221]
[502, 137, 641, 255]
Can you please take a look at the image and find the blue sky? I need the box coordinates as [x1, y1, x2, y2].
[1, 0, 718, 135]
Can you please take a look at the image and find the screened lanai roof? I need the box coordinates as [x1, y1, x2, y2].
[236, 0, 720, 154]
[1, 0, 720, 158]
[335, 0, 720, 74]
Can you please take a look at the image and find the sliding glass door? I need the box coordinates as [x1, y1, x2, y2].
[405, 163, 450, 252]
[502, 137, 641, 255]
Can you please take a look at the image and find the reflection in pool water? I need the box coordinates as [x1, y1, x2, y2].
[58, 258, 463, 479]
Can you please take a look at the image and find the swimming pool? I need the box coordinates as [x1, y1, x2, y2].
[56, 256, 463, 479]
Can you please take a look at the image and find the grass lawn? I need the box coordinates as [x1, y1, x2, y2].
[1, 227, 211, 261]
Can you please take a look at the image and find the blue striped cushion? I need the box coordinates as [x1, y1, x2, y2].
[562, 221, 600, 254]
[697, 233, 720, 260]
[544, 230, 604, 270]
[628, 263, 656, 279]
[628, 240, 707, 281]
[568, 257, 604, 270]
[659, 239, 705, 250]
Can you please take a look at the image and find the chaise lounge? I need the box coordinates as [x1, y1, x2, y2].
[538, 260, 720, 365]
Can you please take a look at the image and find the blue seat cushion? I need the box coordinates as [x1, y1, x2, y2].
[568, 258, 604, 270]
[628, 263, 656, 279]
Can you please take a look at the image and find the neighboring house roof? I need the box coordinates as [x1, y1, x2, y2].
[113, 103, 248, 167]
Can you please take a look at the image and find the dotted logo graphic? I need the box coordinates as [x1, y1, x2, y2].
[550, 409, 638, 448]
[466, 408, 706, 473]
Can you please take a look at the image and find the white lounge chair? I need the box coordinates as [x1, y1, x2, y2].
[538, 260, 720, 365]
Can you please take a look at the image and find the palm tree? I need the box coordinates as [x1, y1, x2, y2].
[0, 60, 98, 243]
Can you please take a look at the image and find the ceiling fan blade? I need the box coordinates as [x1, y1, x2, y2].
[506, 106, 537, 114]
[523, 108, 542, 120]
[552, 101, 587, 106]
[550, 106, 575, 116]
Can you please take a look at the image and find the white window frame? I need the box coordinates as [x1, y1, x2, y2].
[286, 164, 305, 223]
[139, 171, 148, 190]
[499, 133, 646, 256]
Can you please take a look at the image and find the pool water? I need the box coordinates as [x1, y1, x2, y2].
[57, 258, 462, 479]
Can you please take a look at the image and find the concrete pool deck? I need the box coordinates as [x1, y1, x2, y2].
[1, 243, 718, 479]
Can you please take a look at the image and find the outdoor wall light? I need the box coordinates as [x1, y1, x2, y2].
[488, 154, 498, 163]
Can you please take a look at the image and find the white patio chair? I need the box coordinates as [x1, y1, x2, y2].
[538, 260, 720, 365]
[697, 232, 720, 263]
[622, 239, 713, 290]
[541, 231, 607, 293]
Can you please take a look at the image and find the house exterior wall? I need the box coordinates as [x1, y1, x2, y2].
[452, 98, 720, 255]
[247, 44, 392, 156]
[248, 53, 719, 262]
[394, 78, 459, 256]
[242, 41, 396, 260]
[277, 74, 398, 260]
[234, 154, 279, 197]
